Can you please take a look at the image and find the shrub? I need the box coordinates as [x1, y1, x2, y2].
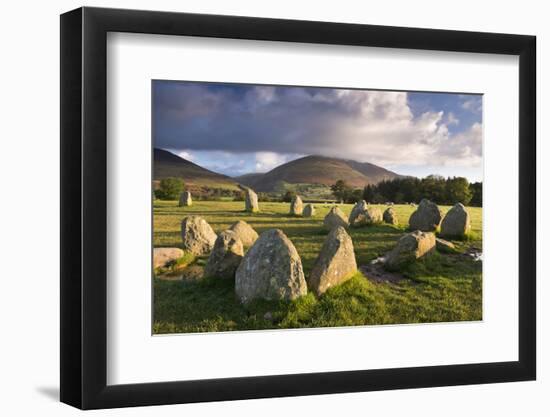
[155, 177, 184, 200]
[282, 190, 297, 202]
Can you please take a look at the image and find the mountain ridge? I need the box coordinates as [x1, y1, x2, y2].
[234, 155, 401, 191]
[154, 149, 402, 192]
[153, 148, 241, 190]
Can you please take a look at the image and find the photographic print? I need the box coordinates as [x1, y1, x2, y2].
[152, 80, 483, 334]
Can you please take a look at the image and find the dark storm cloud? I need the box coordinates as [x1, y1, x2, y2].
[152, 80, 482, 169]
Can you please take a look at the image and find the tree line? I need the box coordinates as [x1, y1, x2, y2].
[155, 175, 482, 207]
[331, 175, 482, 206]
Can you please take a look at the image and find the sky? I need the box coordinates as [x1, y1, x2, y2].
[153, 80, 483, 182]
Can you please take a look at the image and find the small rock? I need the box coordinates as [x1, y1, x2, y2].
[180, 216, 217, 255]
[242, 186, 259, 213]
[440, 203, 471, 237]
[263, 312, 274, 321]
[228, 220, 259, 247]
[435, 237, 456, 253]
[383, 207, 399, 225]
[385, 230, 436, 270]
[179, 191, 192, 207]
[303, 203, 316, 217]
[408, 199, 442, 232]
[324, 206, 349, 230]
[204, 230, 244, 279]
[289, 195, 303, 216]
[349, 200, 368, 226]
[349, 200, 382, 226]
[153, 247, 184, 269]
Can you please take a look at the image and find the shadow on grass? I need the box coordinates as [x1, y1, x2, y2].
[154, 269, 482, 334]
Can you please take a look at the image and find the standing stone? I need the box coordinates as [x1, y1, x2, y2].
[204, 230, 244, 279]
[383, 207, 399, 225]
[303, 204, 316, 217]
[180, 216, 217, 255]
[324, 206, 349, 230]
[179, 191, 192, 207]
[243, 187, 259, 213]
[349, 200, 382, 226]
[440, 203, 471, 237]
[153, 247, 184, 269]
[385, 231, 436, 270]
[235, 229, 307, 303]
[364, 207, 383, 224]
[289, 195, 304, 216]
[349, 200, 368, 226]
[408, 199, 442, 231]
[228, 220, 259, 247]
[308, 226, 357, 296]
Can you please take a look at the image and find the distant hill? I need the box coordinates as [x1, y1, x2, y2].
[234, 155, 401, 192]
[233, 173, 265, 187]
[153, 148, 240, 190]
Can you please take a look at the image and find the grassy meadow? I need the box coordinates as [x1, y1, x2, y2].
[153, 200, 482, 334]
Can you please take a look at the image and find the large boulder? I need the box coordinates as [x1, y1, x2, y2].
[349, 200, 368, 226]
[324, 206, 349, 230]
[178, 191, 192, 207]
[180, 216, 217, 255]
[385, 231, 436, 270]
[440, 203, 471, 237]
[308, 226, 357, 296]
[303, 204, 316, 217]
[228, 220, 259, 247]
[204, 230, 244, 279]
[349, 200, 383, 227]
[408, 199, 442, 231]
[363, 210, 382, 227]
[383, 207, 399, 225]
[243, 187, 259, 213]
[235, 229, 307, 303]
[289, 195, 304, 216]
[153, 247, 184, 269]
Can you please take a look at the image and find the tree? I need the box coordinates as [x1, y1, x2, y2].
[422, 175, 447, 203]
[445, 177, 472, 205]
[362, 184, 376, 203]
[469, 182, 482, 207]
[351, 189, 363, 203]
[282, 190, 297, 203]
[155, 177, 184, 200]
[331, 180, 353, 202]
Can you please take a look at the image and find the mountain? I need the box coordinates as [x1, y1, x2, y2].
[153, 148, 240, 190]
[233, 173, 265, 188]
[234, 155, 401, 192]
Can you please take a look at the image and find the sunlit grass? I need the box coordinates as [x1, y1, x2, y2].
[153, 200, 482, 333]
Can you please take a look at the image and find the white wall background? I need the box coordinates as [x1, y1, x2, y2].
[0, 0, 546, 415]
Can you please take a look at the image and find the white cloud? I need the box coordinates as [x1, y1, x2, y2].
[255, 152, 293, 172]
[446, 112, 459, 125]
[174, 150, 193, 161]
[435, 122, 482, 167]
[461, 97, 482, 113]
[156, 86, 482, 172]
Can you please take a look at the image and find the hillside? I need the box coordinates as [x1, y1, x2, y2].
[153, 148, 240, 190]
[235, 155, 401, 192]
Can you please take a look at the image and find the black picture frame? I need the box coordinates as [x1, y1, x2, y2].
[60, 6, 536, 410]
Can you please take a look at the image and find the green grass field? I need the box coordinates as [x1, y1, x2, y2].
[153, 201, 482, 334]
